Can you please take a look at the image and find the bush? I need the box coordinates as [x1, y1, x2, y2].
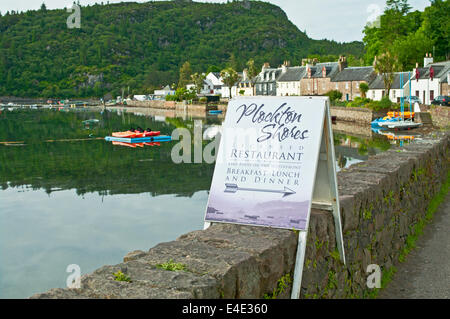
[199, 97, 207, 103]
[346, 97, 371, 108]
[325, 90, 343, 103]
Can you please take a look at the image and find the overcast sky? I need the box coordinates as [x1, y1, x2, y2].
[0, 0, 430, 42]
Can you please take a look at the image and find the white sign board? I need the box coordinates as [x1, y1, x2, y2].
[204, 96, 345, 298]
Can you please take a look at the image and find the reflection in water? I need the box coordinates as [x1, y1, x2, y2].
[0, 108, 393, 298]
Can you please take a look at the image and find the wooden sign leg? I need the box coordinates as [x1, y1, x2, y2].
[290, 230, 308, 299]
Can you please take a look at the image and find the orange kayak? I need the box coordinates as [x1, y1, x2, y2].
[112, 131, 145, 138]
[387, 112, 414, 119]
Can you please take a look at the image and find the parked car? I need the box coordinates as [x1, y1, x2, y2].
[431, 95, 449, 106]
[404, 96, 422, 104]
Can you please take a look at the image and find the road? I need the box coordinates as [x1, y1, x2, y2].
[379, 192, 450, 299]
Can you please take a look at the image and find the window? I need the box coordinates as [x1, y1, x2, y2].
[345, 82, 349, 89]
[307, 83, 310, 90]
[335, 83, 338, 89]
[356, 82, 359, 89]
[416, 90, 419, 97]
[393, 90, 396, 98]
[372, 91, 375, 99]
[430, 90, 434, 101]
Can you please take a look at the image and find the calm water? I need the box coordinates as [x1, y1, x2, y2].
[0, 107, 392, 298]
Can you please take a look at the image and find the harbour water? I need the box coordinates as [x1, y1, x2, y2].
[0, 107, 393, 298]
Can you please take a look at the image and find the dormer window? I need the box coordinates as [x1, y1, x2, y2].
[272, 72, 276, 81]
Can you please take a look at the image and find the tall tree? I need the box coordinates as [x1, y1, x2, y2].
[246, 59, 259, 96]
[374, 51, 398, 97]
[220, 67, 239, 99]
[190, 72, 206, 94]
[178, 61, 192, 89]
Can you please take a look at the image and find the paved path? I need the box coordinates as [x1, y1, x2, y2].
[379, 192, 450, 299]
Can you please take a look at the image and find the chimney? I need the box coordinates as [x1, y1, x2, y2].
[322, 66, 326, 78]
[338, 55, 348, 72]
[424, 53, 434, 67]
[243, 69, 248, 81]
[262, 62, 270, 72]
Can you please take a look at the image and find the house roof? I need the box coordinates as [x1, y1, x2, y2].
[277, 66, 307, 82]
[369, 72, 410, 90]
[255, 68, 283, 83]
[311, 62, 340, 78]
[414, 61, 450, 80]
[332, 66, 375, 82]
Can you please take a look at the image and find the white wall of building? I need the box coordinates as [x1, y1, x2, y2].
[277, 81, 300, 96]
[410, 78, 441, 105]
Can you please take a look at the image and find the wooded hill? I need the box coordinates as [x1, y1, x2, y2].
[0, 0, 363, 98]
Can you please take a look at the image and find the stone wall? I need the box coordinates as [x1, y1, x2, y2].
[32, 131, 449, 299]
[330, 106, 387, 124]
[126, 100, 177, 109]
[430, 105, 450, 128]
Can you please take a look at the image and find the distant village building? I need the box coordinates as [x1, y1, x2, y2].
[205, 72, 224, 95]
[368, 72, 410, 103]
[276, 65, 306, 96]
[331, 66, 376, 101]
[255, 63, 282, 96]
[221, 72, 243, 99]
[236, 69, 254, 96]
[301, 61, 340, 96]
[154, 85, 176, 97]
[410, 54, 450, 104]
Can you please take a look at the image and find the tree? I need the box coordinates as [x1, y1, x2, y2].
[40, 3, 47, 11]
[374, 51, 398, 97]
[178, 61, 192, 89]
[359, 83, 369, 98]
[246, 59, 259, 96]
[190, 72, 206, 94]
[386, 0, 411, 15]
[220, 67, 239, 99]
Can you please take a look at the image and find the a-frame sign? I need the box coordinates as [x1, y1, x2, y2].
[203, 96, 345, 299]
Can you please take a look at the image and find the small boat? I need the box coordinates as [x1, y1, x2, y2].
[371, 116, 401, 128]
[142, 130, 160, 137]
[83, 119, 100, 125]
[112, 131, 145, 138]
[378, 120, 422, 130]
[105, 135, 172, 143]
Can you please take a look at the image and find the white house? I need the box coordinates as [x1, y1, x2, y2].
[205, 72, 224, 96]
[276, 65, 306, 96]
[154, 85, 175, 97]
[368, 72, 410, 103]
[186, 78, 217, 95]
[409, 54, 450, 105]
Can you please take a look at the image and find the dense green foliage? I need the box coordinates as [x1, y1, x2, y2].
[363, 0, 449, 70]
[0, 1, 363, 98]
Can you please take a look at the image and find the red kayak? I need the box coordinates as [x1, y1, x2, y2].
[142, 131, 160, 137]
[112, 131, 144, 138]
